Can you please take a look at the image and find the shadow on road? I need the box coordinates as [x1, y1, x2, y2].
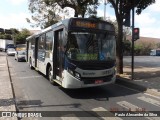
[59, 84, 142, 100]
[125, 70, 160, 80]
[16, 100, 81, 110]
[0, 98, 15, 106]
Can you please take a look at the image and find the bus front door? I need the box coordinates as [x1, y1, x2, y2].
[53, 29, 64, 81]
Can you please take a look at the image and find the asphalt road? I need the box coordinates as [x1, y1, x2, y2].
[123, 56, 160, 68]
[5, 54, 160, 120]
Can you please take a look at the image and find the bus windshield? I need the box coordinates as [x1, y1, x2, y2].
[66, 32, 116, 61]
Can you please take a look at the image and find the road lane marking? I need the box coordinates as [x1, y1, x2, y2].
[147, 118, 160, 120]
[61, 114, 80, 120]
[144, 93, 160, 100]
[117, 101, 159, 120]
[137, 96, 160, 107]
[18, 76, 42, 79]
[0, 64, 6, 67]
[117, 101, 139, 111]
[92, 107, 122, 120]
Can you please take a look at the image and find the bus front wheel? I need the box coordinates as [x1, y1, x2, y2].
[29, 58, 33, 69]
[48, 66, 56, 85]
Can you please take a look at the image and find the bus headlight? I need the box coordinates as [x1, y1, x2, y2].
[68, 68, 81, 79]
[68, 69, 74, 75]
[74, 72, 81, 79]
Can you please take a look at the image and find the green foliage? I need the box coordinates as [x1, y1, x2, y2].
[0, 34, 12, 40]
[156, 43, 160, 48]
[14, 29, 31, 44]
[108, 0, 155, 74]
[27, 0, 60, 29]
[123, 39, 131, 55]
[0, 28, 31, 44]
[45, 0, 99, 17]
[136, 0, 155, 14]
[27, 0, 99, 28]
[134, 41, 155, 55]
[134, 44, 143, 55]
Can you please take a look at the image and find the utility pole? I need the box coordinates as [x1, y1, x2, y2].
[104, 0, 107, 20]
[131, 1, 135, 80]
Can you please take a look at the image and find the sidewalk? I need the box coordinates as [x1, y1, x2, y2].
[0, 55, 17, 119]
[116, 66, 160, 97]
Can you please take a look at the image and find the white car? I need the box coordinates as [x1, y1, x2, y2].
[15, 50, 26, 62]
[7, 48, 16, 56]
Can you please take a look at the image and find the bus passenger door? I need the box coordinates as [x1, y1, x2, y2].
[37, 34, 46, 74]
[53, 29, 64, 80]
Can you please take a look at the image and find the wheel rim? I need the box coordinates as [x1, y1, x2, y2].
[48, 67, 53, 83]
[29, 59, 32, 68]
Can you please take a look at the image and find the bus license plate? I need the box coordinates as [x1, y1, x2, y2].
[95, 80, 103, 84]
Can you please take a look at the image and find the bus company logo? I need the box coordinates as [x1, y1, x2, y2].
[2, 112, 11, 117]
[83, 72, 95, 76]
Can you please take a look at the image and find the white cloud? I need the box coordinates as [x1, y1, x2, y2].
[7, 0, 26, 5]
[135, 10, 160, 38]
[135, 13, 156, 26]
[140, 27, 160, 38]
[0, 12, 40, 30]
[148, 0, 160, 12]
[97, 9, 116, 20]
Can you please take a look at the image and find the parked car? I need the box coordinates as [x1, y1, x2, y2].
[7, 48, 16, 56]
[15, 50, 26, 62]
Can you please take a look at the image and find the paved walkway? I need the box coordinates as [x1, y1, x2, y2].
[0, 55, 17, 119]
[117, 66, 160, 97]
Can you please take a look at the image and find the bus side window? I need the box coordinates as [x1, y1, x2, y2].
[38, 34, 46, 61]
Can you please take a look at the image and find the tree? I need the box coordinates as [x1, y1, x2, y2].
[27, 0, 99, 28]
[156, 43, 160, 48]
[111, 20, 131, 56]
[44, 0, 99, 17]
[0, 28, 15, 40]
[14, 29, 31, 44]
[0, 34, 12, 40]
[27, 0, 61, 29]
[107, 0, 155, 74]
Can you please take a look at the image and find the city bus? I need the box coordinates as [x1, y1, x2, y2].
[26, 18, 116, 88]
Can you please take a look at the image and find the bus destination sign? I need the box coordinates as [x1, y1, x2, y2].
[71, 19, 115, 31]
[75, 21, 96, 29]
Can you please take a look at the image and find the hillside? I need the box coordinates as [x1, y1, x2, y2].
[125, 36, 160, 55]
[127, 36, 160, 43]
[126, 36, 160, 48]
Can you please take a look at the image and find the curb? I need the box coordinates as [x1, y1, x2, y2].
[4, 56, 18, 120]
[116, 77, 160, 97]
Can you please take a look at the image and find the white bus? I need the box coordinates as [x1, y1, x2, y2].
[26, 18, 116, 88]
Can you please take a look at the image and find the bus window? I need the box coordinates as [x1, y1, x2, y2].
[66, 32, 116, 61]
[46, 30, 53, 51]
[38, 34, 45, 61]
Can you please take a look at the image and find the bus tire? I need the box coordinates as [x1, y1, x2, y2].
[47, 66, 56, 85]
[29, 58, 33, 69]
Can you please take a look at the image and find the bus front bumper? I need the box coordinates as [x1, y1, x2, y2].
[62, 70, 116, 89]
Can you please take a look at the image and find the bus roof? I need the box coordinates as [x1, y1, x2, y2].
[26, 18, 115, 40]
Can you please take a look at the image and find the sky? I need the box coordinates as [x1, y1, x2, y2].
[0, 0, 160, 38]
